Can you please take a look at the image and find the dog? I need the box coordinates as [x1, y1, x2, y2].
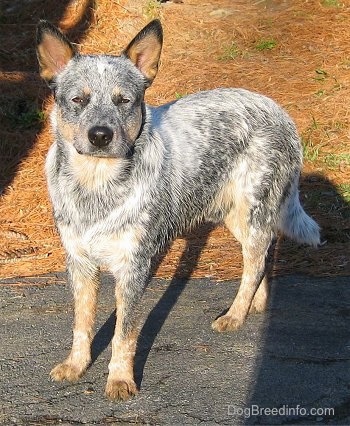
[36, 19, 320, 401]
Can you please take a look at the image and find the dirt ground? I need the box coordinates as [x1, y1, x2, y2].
[0, 0, 349, 280]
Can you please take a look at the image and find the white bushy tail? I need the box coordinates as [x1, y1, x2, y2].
[279, 190, 320, 247]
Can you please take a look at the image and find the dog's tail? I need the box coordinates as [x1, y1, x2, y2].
[279, 188, 320, 247]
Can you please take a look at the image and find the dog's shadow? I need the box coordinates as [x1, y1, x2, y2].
[134, 224, 215, 387]
[90, 223, 214, 386]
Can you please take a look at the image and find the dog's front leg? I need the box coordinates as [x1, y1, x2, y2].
[105, 266, 148, 401]
[50, 256, 100, 382]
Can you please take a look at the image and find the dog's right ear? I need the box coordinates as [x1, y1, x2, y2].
[123, 19, 163, 87]
[36, 20, 76, 85]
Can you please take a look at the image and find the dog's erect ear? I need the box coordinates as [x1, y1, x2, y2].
[36, 20, 76, 84]
[123, 20, 163, 86]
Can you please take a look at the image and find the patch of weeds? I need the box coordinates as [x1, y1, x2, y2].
[19, 109, 45, 129]
[254, 39, 277, 51]
[218, 42, 241, 61]
[340, 57, 350, 69]
[0, 8, 6, 24]
[2, 99, 45, 130]
[302, 117, 323, 162]
[338, 184, 350, 203]
[331, 120, 346, 131]
[315, 89, 326, 97]
[302, 138, 321, 162]
[324, 120, 347, 135]
[324, 153, 350, 169]
[175, 92, 188, 99]
[143, 0, 161, 19]
[313, 68, 328, 82]
[321, 0, 342, 7]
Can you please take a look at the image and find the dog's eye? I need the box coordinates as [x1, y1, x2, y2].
[72, 96, 89, 105]
[72, 97, 83, 103]
[112, 94, 130, 106]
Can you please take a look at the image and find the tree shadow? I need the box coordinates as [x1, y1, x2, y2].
[244, 173, 350, 424]
[0, 0, 95, 196]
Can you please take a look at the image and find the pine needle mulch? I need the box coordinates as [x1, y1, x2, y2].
[0, 0, 349, 283]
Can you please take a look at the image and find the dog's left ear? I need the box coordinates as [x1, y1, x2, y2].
[123, 20, 163, 87]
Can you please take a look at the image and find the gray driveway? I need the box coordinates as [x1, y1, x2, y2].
[1, 274, 349, 425]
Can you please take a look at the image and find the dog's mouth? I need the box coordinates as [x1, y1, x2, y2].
[75, 145, 134, 159]
[75, 148, 120, 158]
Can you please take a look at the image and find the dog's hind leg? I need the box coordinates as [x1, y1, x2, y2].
[212, 208, 274, 332]
[249, 237, 276, 313]
[50, 258, 100, 382]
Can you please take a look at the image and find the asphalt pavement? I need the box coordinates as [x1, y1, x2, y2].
[1, 273, 349, 425]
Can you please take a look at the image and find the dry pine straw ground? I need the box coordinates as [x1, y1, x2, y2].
[0, 0, 349, 282]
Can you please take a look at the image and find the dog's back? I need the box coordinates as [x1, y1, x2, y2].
[139, 88, 319, 248]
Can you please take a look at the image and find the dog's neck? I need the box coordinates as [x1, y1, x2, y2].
[64, 145, 131, 192]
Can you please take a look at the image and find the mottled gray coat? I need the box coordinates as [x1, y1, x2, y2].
[36, 19, 320, 401]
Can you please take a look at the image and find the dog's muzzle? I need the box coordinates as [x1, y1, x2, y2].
[88, 126, 114, 147]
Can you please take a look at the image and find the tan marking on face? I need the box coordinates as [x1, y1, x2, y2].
[56, 108, 75, 142]
[83, 86, 91, 97]
[126, 107, 142, 141]
[112, 87, 143, 143]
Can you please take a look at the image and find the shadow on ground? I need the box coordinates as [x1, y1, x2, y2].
[88, 173, 349, 425]
[0, 0, 95, 194]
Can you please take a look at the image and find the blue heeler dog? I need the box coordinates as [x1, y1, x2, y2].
[36, 19, 320, 400]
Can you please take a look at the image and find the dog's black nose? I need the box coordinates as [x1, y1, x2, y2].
[88, 126, 114, 147]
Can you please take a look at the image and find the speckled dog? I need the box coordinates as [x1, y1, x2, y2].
[36, 19, 320, 401]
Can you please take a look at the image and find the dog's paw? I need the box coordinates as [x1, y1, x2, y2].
[211, 314, 244, 332]
[105, 379, 138, 401]
[50, 362, 84, 382]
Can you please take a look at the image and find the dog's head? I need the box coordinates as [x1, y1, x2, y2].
[36, 20, 163, 158]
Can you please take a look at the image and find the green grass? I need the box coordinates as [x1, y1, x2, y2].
[315, 89, 326, 97]
[255, 39, 277, 51]
[218, 42, 241, 61]
[324, 153, 350, 169]
[302, 138, 321, 162]
[2, 98, 45, 130]
[321, 0, 342, 7]
[18, 109, 45, 129]
[143, 0, 161, 19]
[338, 184, 350, 203]
[313, 68, 328, 82]
[174, 92, 188, 100]
[302, 116, 323, 162]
